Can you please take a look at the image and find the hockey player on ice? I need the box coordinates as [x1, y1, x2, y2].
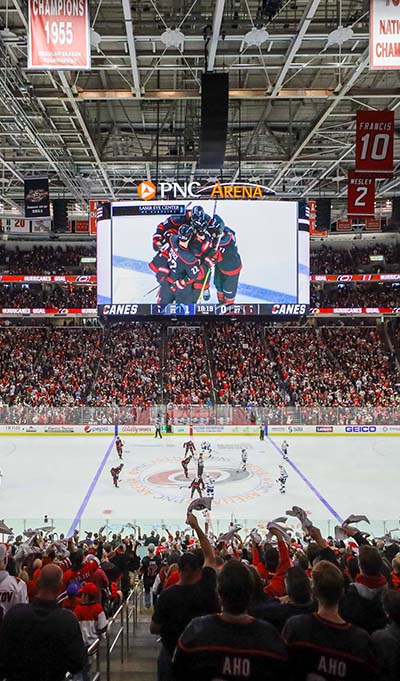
[237, 448, 248, 473]
[181, 455, 191, 479]
[277, 465, 288, 494]
[111, 463, 124, 488]
[205, 475, 215, 499]
[115, 436, 124, 459]
[189, 477, 205, 499]
[281, 440, 289, 460]
[183, 440, 196, 457]
[201, 441, 212, 457]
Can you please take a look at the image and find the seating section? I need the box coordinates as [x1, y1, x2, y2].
[164, 328, 213, 405]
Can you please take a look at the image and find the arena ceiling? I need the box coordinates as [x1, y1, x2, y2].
[0, 0, 399, 215]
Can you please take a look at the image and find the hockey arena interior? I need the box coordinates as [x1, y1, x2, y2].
[0, 1, 400, 680]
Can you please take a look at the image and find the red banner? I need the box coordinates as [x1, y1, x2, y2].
[311, 274, 400, 283]
[74, 220, 89, 233]
[310, 307, 400, 315]
[347, 171, 375, 216]
[89, 200, 98, 235]
[28, 0, 90, 70]
[0, 275, 96, 284]
[355, 110, 394, 176]
[0, 308, 97, 316]
[309, 200, 327, 237]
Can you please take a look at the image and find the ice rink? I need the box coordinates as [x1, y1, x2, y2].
[0, 434, 398, 538]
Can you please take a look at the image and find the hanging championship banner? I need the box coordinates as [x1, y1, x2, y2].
[370, 0, 400, 70]
[28, 0, 91, 70]
[347, 171, 375, 216]
[24, 177, 50, 218]
[355, 110, 394, 176]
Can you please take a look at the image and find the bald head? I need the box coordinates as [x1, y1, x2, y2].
[37, 564, 63, 597]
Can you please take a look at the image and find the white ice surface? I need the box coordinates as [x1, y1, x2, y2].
[0, 435, 398, 538]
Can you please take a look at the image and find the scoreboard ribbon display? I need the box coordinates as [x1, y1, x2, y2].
[347, 171, 375, 216]
[28, 0, 91, 70]
[355, 110, 394, 177]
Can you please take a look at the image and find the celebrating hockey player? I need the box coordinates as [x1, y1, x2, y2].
[111, 463, 124, 488]
[281, 440, 289, 460]
[189, 477, 205, 499]
[207, 215, 242, 306]
[277, 465, 288, 494]
[115, 436, 124, 459]
[181, 455, 191, 479]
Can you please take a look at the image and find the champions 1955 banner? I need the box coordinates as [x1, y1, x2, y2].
[28, 0, 91, 70]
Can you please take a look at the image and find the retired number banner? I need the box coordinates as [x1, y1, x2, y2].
[347, 171, 375, 216]
[355, 110, 394, 176]
[28, 0, 91, 70]
[370, 0, 400, 70]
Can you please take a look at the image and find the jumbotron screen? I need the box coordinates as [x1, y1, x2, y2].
[97, 199, 309, 316]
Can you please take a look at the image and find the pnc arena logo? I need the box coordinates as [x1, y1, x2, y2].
[137, 181, 157, 201]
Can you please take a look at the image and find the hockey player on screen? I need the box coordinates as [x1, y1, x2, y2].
[111, 463, 124, 488]
[115, 436, 124, 459]
[152, 205, 211, 252]
[207, 215, 242, 305]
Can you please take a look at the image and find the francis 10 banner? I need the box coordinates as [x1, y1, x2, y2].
[347, 171, 375, 216]
[355, 110, 394, 177]
[28, 0, 91, 70]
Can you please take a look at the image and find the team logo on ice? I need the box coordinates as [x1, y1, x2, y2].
[137, 181, 157, 201]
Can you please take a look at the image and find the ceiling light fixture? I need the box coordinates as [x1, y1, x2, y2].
[160, 28, 185, 50]
[243, 27, 269, 48]
[326, 25, 354, 48]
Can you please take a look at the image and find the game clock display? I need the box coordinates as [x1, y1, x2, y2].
[97, 199, 310, 317]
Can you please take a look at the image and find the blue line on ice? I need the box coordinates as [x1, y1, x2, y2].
[112, 254, 298, 304]
[267, 435, 344, 524]
[67, 436, 116, 537]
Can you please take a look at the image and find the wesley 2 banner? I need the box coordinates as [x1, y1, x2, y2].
[355, 110, 394, 177]
[347, 171, 375, 216]
[28, 0, 91, 70]
[24, 177, 50, 219]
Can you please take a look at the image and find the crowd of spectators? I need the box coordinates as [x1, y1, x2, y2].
[91, 323, 162, 407]
[210, 322, 285, 407]
[164, 329, 213, 405]
[310, 283, 400, 308]
[0, 322, 398, 416]
[268, 327, 399, 408]
[311, 242, 400, 274]
[0, 285, 96, 309]
[0, 245, 96, 275]
[1, 508, 400, 680]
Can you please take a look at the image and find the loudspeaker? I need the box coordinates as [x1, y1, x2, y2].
[199, 73, 229, 169]
[52, 199, 68, 233]
[316, 198, 331, 231]
[391, 197, 400, 226]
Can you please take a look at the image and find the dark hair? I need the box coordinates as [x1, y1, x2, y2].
[312, 560, 344, 608]
[306, 543, 321, 567]
[218, 560, 252, 615]
[178, 552, 202, 573]
[264, 546, 279, 573]
[286, 567, 312, 605]
[383, 589, 400, 627]
[294, 554, 309, 572]
[248, 565, 265, 603]
[359, 545, 383, 576]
